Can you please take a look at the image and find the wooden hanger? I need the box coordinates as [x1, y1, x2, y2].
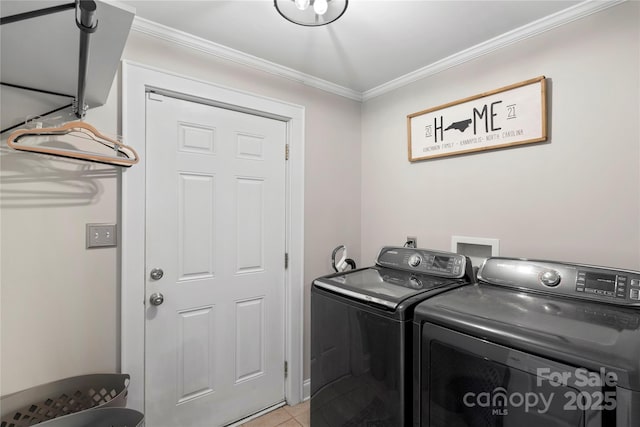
[6, 120, 139, 167]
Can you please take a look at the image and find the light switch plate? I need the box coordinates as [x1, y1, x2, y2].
[86, 224, 117, 248]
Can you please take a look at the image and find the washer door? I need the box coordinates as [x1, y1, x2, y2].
[416, 323, 615, 427]
[311, 288, 409, 426]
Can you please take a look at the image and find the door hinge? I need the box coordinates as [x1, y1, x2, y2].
[285, 252, 289, 269]
[284, 361, 288, 378]
[285, 144, 289, 161]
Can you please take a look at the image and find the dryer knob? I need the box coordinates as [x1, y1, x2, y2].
[540, 270, 561, 287]
[408, 254, 422, 268]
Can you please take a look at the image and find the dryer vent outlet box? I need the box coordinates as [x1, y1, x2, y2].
[451, 236, 499, 267]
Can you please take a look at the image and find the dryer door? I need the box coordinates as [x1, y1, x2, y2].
[415, 323, 618, 427]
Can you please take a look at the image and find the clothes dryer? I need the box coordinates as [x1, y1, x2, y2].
[413, 257, 640, 427]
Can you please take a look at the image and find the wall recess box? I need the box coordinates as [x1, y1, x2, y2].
[86, 224, 117, 248]
[451, 236, 499, 267]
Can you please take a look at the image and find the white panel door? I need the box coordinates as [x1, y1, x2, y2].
[144, 93, 287, 427]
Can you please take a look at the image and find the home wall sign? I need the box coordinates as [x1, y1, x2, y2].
[407, 76, 547, 162]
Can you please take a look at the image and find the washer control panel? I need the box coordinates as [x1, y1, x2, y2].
[376, 246, 468, 279]
[479, 257, 640, 307]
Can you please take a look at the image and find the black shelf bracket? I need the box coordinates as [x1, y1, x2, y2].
[0, 0, 98, 131]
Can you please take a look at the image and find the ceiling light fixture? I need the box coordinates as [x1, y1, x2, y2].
[274, 0, 348, 27]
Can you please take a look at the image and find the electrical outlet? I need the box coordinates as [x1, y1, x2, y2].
[406, 236, 417, 248]
[86, 224, 117, 248]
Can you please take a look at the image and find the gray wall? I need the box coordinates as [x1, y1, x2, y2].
[361, 2, 640, 270]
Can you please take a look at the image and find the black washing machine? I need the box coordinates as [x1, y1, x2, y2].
[311, 246, 474, 427]
[413, 257, 640, 427]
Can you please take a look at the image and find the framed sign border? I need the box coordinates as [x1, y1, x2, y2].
[407, 76, 547, 162]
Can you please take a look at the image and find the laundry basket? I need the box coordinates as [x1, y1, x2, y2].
[0, 374, 130, 427]
[35, 408, 143, 427]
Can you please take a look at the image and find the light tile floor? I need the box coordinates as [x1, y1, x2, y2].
[240, 401, 310, 427]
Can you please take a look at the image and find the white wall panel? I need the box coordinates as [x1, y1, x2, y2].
[178, 122, 216, 155]
[236, 178, 264, 273]
[177, 306, 215, 403]
[236, 133, 264, 161]
[178, 173, 215, 281]
[235, 298, 265, 383]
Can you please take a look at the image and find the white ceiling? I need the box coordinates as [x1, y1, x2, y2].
[121, 0, 585, 95]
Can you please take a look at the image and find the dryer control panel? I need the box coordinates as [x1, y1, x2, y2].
[376, 246, 469, 279]
[478, 257, 640, 307]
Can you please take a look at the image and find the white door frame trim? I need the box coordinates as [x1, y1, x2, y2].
[120, 60, 305, 413]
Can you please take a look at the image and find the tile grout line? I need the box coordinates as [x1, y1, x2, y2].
[242, 402, 309, 427]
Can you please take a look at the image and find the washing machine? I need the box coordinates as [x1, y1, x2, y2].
[413, 256, 640, 426]
[311, 246, 474, 427]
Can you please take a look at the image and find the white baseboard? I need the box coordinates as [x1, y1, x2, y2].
[303, 378, 311, 401]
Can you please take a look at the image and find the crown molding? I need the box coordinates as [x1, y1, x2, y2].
[130, 17, 363, 102]
[130, 0, 624, 103]
[361, 0, 626, 101]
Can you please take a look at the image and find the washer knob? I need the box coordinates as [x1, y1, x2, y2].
[540, 270, 561, 287]
[408, 254, 422, 268]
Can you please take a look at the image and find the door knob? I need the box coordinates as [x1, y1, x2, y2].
[150, 268, 164, 280]
[149, 293, 164, 306]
